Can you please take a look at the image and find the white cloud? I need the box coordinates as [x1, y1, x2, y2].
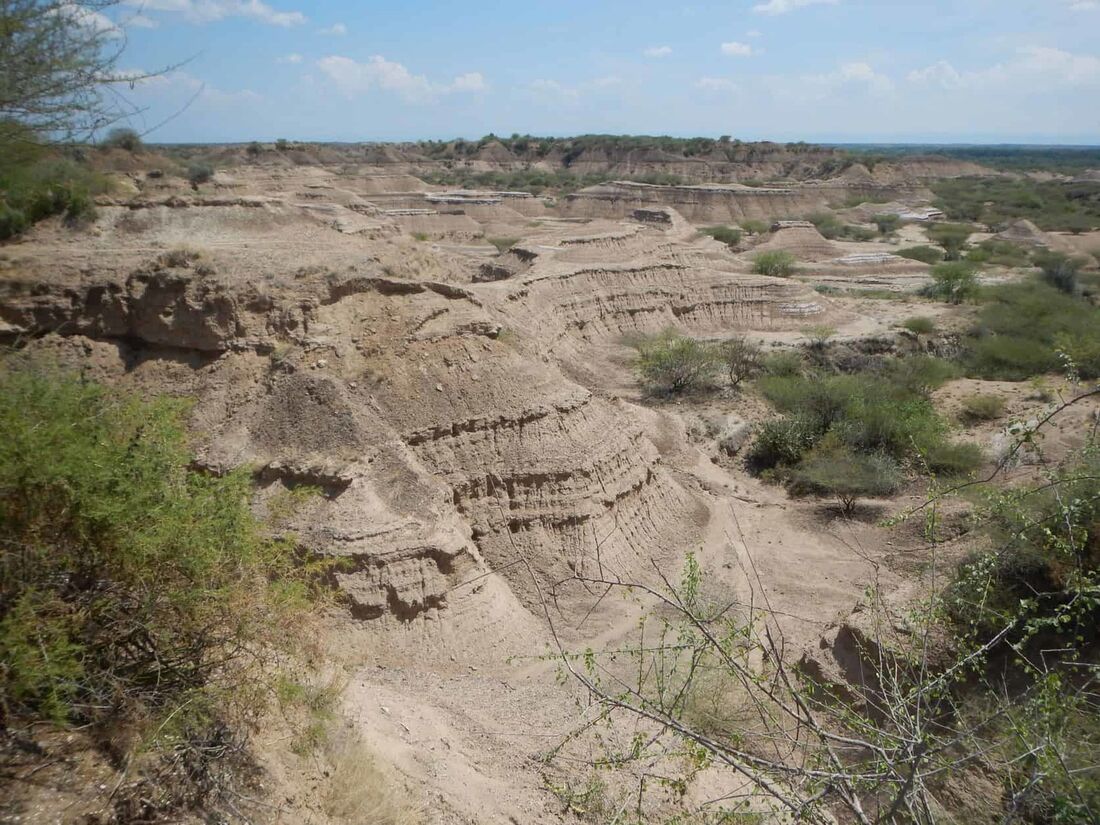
[644, 45, 673, 58]
[908, 46, 1100, 90]
[318, 22, 346, 35]
[53, 3, 122, 38]
[449, 72, 487, 92]
[529, 78, 580, 103]
[774, 61, 893, 100]
[746, 29, 763, 38]
[278, 53, 303, 64]
[1068, 1, 1098, 10]
[126, 13, 158, 28]
[695, 77, 739, 92]
[124, 0, 306, 27]
[752, 0, 837, 14]
[316, 56, 487, 103]
[720, 41, 755, 57]
[527, 76, 621, 104]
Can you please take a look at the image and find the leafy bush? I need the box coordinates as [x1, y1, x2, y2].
[1035, 251, 1085, 295]
[633, 329, 720, 395]
[246, 140, 263, 157]
[761, 350, 804, 377]
[0, 157, 105, 239]
[102, 126, 143, 152]
[749, 355, 970, 482]
[0, 361, 317, 742]
[716, 336, 763, 386]
[927, 223, 975, 260]
[932, 176, 1100, 233]
[923, 262, 980, 304]
[700, 225, 742, 247]
[803, 324, 836, 349]
[873, 214, 901, 235]
[973, 239, 1032, 268]
[902, 316, 936, 335]
[740, 219, 770, 236]
[896, 245, 944, 265]
[790, 443, 901, 514]
[964, 279, 1100, 380]
[922, 441, 985, 478]
[753, 250, 796, 277]
[882, 355, 958, 394]
[187, 162, 214, 186]
[960, 393, 1006, 422]
[747, 415, 821, 472]
[487, 236, 519, 253]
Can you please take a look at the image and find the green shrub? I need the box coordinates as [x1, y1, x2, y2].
[246, 140, 263, 157]
[716, 336, 763, 386]
[187, 162, 214, 186]
[960, 393, 1006, 422]
[974, 239, 1032, 268]
[747, 415, 822, 472]
[487, 236, 520, 253]
[700, 225, 742, 247]
[0, 360, 318, 737]
[753, 250, 796, 277]
[923, 262, 980, 304]
[633, 329, 720, 395]
[897, 245, 944, 265]
[739, 219, 769, 236]
[750, 365, 959, 475]
[882, 355, 958, 394]
[964, 279, 1100, 380]
[927, 223, 975, 260]
[102, 126, 143, 152]
[0, 157, 105, 239]
[790, 443, 901, 514]
[922, 441, 985, 478]
[1035, 251, 1084, 295]
[873, 214, 901, 235]
[902, 316, 936, 335]
[761, 350, 804, 377]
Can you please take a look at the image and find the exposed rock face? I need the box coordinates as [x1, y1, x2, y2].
[561, 180, 910, 223]
[0, 174, 840, 635]
[0, 268, 287, 351]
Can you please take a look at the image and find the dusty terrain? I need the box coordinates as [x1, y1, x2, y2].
[3, 147, 1097, 824]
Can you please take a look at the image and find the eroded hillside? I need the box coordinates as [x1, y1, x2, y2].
[4, 145, 1100, 825]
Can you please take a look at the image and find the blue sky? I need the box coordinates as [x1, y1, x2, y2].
[106, 0, 1100, 144]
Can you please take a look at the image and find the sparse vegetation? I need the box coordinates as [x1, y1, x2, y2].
[902, 316, 936, 335]
[752, 250, 796, 277]
[187, 162, 214, 186]
[963, 278, 1100, 380]
[487, 236, 520, 253]
[699, 225, 742, 248]
[873, 213, 901, 235]
[926, 222, 975, 260]
[960, 393, 1006, 422]
[923, 261, 980, 304]
[932, 175, 1100, 232]
[0, 155, 105, 239]
[716, 336, 763, 387]
[790, 441, 901, 514]
[632, 329, 720, 395]
[739, 218, 770, 236]
[0, 360, 322, 799]
[1035, 250, 1085, 294]
[896, 245, 945, 264]
[102, 126, 143, 152]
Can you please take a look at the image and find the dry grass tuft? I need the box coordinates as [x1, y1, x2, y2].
[323, 733, 422, 825]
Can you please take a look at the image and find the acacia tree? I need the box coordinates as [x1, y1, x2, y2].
[0, 0, 164, 147]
